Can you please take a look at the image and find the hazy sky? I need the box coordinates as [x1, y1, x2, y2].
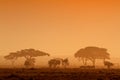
[0, 0, 120, 60]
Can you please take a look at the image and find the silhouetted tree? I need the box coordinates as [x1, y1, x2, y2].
[104, 61, 114, 69]
[4, 52, 18, 66]
[48, 58, 63, 68]
[48, 58, 69, 68]
[4, 48, 50, 68]
[62, 58, 69, 68]
[75, 46, 110, 67]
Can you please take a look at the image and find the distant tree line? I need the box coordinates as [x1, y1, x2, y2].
[4, 46, 114, 69]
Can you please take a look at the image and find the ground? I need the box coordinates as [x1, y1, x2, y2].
[0, 68, 120, 80]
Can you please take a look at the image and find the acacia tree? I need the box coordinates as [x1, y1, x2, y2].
[4, 49, 50, 68]
[4, 52, 18, 66]
[75, 46, 110, 67]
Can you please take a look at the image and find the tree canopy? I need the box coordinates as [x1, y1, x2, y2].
[18, 49, 50, 59]
[75, 46, 110, 66]
[4, 48, 50, 67]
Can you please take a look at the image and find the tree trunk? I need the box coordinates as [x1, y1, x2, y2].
[107, 65, 110, 69]
[92, 59, 96, 67]
[81, 58, 85, 66]
[103, 58, 105, 62]
[11, 61, 14, 67]
[81, 58, 88, 66]
[84, 58, 87, 66]
[11, 60, 16, 68]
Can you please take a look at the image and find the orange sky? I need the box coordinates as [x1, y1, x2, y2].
[0, 0, 120, 61]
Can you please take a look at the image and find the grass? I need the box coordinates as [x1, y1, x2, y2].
[0, 68, 120, 80]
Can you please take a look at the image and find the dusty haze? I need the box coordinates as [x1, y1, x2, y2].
[0, 0, 120, 67]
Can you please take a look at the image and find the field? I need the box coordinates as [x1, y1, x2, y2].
[0, 68, 120, 80]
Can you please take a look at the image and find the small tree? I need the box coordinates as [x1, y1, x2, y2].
[104, 61, 114, 69]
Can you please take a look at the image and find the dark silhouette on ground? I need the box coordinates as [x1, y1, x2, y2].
[4, 48, 50, 68]
[75, 46, 110, 68]
[48, 58, 69, 68]
[62, 58, 69, 68]
[80, 65, 95, 69]
[48, 58, 62, 68]
[104, 61, 114, 69]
